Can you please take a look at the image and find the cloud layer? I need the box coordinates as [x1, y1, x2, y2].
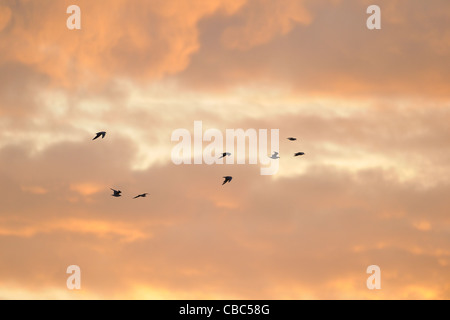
[0, 0, 449, 299]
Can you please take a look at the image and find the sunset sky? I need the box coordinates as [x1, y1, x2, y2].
[0, 0, 449, 299]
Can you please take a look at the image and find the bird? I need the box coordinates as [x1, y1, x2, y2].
[218, 152, 231, 159]
[270, 152, 280, 159]
[294, 152, 305, 157]
[93, 131, 106, 140]
[287, 137, 297, 141]
[222, 176, 233, 185]
[133, 193, 149, 199]
[110, 188, 122, 197]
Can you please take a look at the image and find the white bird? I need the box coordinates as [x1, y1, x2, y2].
[218, 152, 231, 159]
[270, 152, 280, 159]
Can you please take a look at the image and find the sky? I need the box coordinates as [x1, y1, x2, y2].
[0, 0, 449, 299]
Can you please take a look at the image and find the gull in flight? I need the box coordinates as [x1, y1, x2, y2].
[294, 152, 305, 157]
[110, 188, 122, 197]
[287, 137, 297, 141]
[133, 193, 149, 199]
[218, 152, 231, 159]
[270, 152, 280, 159]
[93, 131, 106, 140]
[222, 176, 233, 185]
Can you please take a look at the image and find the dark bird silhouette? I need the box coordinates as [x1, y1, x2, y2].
[219, 152, 231, 159]
[222, 176, 233, 185]
[270, 152, 280, 159]
[287, 137, 297, 141]
[133, 193, 149, 199]
[294, 152, 305, 157]
[93, 131, 106, 140]
[110, 188, 122, 197]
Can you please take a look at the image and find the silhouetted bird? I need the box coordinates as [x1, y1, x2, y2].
[222, 176, 233, 185]
[93, 131, 106, 140]
[110, 188, 122, 197]
[133, 193, 149, 199]
[294, 152, 305, 157]
[287, 137, 297, 141]
[270, 152, 280, 159]
[219, 152, 231, 159]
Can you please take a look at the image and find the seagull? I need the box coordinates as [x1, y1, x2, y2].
[287, 137, 297, 141]
[93, 131, 106, 140]
[110, 188, 122, 197]
[270, 152, 280, 159]
[294, 152, 305, 157]
[222, 176, 233, 185]
[133, 193, 149, 199]
[218, 152, 231, 159]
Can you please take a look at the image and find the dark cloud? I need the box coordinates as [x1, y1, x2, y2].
[178, 0, 450, 97]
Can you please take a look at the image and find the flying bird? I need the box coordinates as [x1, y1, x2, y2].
[110, 188, 122, 197]
[133, 193, 149, 199]
[222, 176, 233, 185]
[93, 131, 106, 140]
[270, 152, 280, 159]
[287, 137, 297, 141]
[294, 152, 305, 157]
[218, 152, 231, 159]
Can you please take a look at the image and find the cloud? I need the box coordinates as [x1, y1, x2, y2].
[0, 5, 12, 31]
[0, 134, 449, 298]
[0, 218, 150, 243]
[1, 0, 448, 102]
[178, 0, 450, 96]
[0, 0, 246, 87]
[70, 183, 103, 196]
[221, 0, 313, 50]
[0, 0, 449, 300]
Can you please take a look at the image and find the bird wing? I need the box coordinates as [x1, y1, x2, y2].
[111, 188, 121, 195]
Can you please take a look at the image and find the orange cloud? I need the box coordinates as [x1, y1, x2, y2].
[0, 0, 246, 87]
[0, 0, 450, 300]
[0, 218, 150, 243]
[21, 185, 48, 195]
[221, 0, 313, 50]
[0, 5, 12, 31]
[70, 183, 103, 196]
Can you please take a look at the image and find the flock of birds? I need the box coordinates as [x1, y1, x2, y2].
[92, 132, 305, 198]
